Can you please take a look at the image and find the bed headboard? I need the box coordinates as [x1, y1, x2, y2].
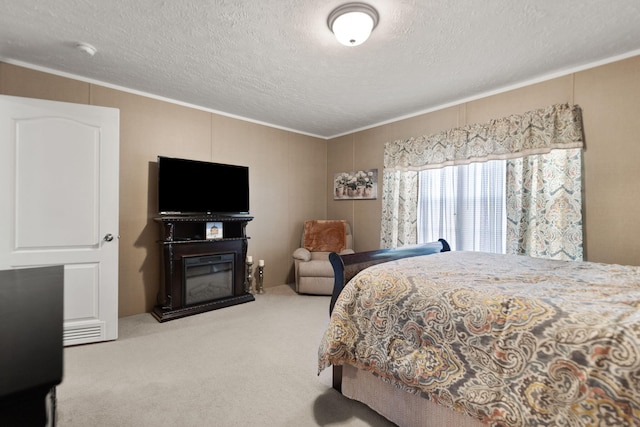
[328, 239, 450, 314]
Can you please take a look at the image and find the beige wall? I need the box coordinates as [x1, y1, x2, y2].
[328, 55, 640, 267]
[2, 55, 639, 316]
[0, 62, 327, 317]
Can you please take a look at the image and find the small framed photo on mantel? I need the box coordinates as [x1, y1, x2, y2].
[205, 222, 224, 240]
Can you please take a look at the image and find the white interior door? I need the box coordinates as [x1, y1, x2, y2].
[0, 95, 119, 346]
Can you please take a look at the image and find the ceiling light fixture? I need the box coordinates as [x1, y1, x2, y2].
[328, 3, 379, 47]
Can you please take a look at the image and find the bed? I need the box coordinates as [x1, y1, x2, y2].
[319, 242, 640, 427]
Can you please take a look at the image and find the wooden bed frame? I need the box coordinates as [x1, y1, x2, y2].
[325, 242, 640, 427]
[327, 239, 450, 391]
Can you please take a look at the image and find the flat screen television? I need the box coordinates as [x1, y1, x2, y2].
[157, 156, 249, 215]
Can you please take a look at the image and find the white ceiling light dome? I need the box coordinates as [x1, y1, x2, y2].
[328, 3, 379, 47]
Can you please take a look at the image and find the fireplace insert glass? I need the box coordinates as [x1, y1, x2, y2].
[183, 253, 234, 306]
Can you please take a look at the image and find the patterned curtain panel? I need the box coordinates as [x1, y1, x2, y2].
[380, 170, 418, 248]
[506, 148, 583, 261]
[381, 103, 584, 250]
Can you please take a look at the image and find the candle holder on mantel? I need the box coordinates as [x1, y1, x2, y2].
[245, 260, 254, 294]
[256, 263, 265, 294]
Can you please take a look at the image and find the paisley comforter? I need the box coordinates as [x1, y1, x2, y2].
[318, 251, 640, 426]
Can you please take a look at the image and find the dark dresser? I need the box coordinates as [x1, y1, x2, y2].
[0, 265, 64, 426]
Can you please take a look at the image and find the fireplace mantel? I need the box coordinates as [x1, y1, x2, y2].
[152, 215, 254, 322]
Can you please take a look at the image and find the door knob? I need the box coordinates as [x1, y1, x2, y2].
[104, 233, 115, 242]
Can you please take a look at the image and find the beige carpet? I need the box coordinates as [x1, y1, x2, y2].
[55, 285, 396, 426]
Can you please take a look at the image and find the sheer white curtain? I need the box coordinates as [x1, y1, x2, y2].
[418, 160, 506, 252]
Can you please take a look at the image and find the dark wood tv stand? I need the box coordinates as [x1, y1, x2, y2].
[152, 215, 254, 322]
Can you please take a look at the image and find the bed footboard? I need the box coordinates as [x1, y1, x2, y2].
[328, 239, 450, 315]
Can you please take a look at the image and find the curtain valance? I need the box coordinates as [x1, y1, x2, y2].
[384, 103, 584, 171]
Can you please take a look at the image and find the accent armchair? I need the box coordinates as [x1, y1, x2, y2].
[292, 220, 354, 295]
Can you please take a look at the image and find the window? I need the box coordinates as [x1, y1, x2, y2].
[417, 160, 506, 253]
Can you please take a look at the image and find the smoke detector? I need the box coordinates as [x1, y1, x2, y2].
[76, 42, 97, 56]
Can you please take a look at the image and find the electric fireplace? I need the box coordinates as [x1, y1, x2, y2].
[152, 215, 254, 322]
[183, 253, 234, 305]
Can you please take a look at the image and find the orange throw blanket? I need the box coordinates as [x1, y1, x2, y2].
[303, 220, 347, 252]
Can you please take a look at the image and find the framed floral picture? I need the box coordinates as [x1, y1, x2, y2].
[334, 169, 378, 200]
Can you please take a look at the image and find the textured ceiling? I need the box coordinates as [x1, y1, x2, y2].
[1, 1, 639, 138]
